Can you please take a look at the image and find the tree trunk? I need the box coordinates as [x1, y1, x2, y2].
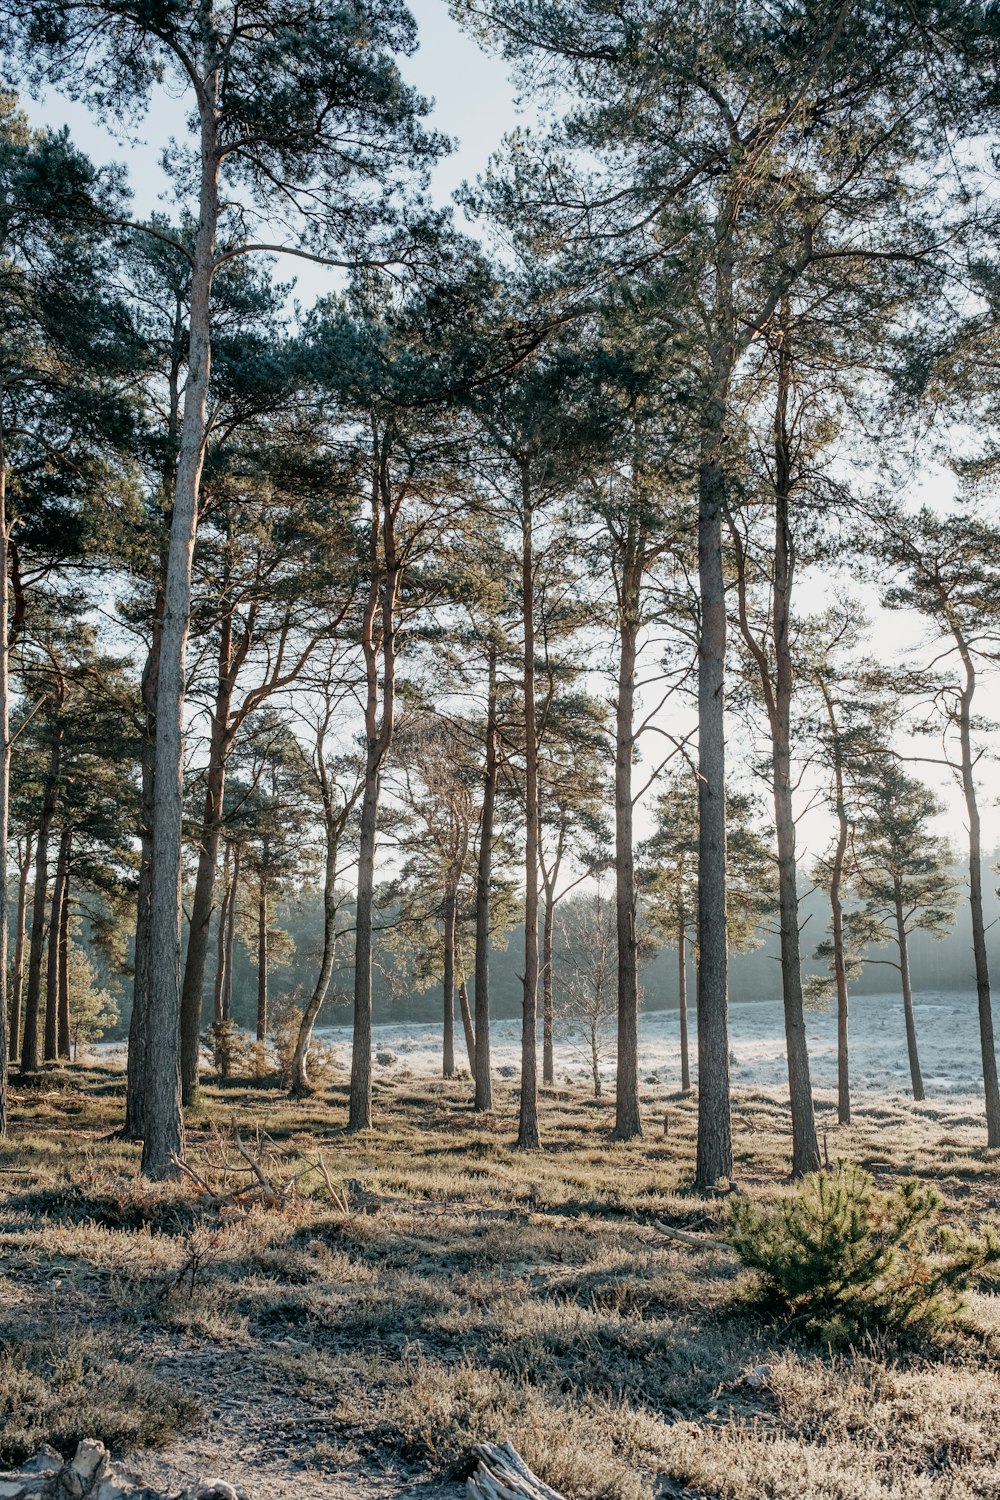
[223, 843, 239, 1024]
[44, 829, 70, 1062]
[826, 699, 851, 1128]
[21, 733, 60, 1074]
[677, 909, 690, 1095]
[768, 365, 820, 1172]
[473, 640, 498, 1112]
[57, 849, 71, 1061]
[212, 851, 231, 1028]
[895, 889, 924, 1102]
[291, 808, 339, 1095]
[141, 80, 220, 1180]
[591, 1022, 601, 1098]
[124, 589, 164, 1141]
[612, 538, 642, 1141]
[957, 661, 1000, 1145]
[0, 453, 10, 1122]
[9, 832, 33, 1064]
[256, 874, 268, 1057]
[180, 610, 234, 1104]
[442, 887, 457, 1078]
[518, 488, 541, 1150]
[694, 418, 732, 1189]
[458, 972, 476, 1074]
[349, 431, 399, 1133]
[541, 895, 554, 1086]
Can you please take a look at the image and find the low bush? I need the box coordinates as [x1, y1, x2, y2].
[0, 1324, 200, 1463]
[728, 1161, 1000, 1342]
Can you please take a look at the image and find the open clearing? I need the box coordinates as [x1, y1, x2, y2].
[2, 1052, 1000, 1500]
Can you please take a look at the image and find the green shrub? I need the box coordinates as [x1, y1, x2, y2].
[728, 1161, 1000, 1342]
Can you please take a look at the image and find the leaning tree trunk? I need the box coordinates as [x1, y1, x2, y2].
[677, 909, 690, 1095]
[57, 849, 71, 1060]
[141, 83, 220, 1181]
[895, 889, 924, 1102]
[291, 805, 340, 1095]
[21, 733, 60, 1075]
[612, 539, 642, 1141]
[442, 887, 457, 1078]
[694, 412, 732, 1190]
[518, 490, 541, 1150]
[957, 657, 1000, 1147]
[44, 830, 70, 1063]
[349, 434, 399, 1134]
[473, 640, 498, 1112]
[9, 832, 33, 1064]
[180, 610, 234, 1105]
[457, 972, 476, 1074]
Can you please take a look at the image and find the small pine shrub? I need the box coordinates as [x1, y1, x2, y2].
[207, 1019, 254, 1080]
[728, 1161, 1000, 1342]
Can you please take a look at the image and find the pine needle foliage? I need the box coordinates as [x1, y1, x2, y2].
[728, 1162, 1000, 1343]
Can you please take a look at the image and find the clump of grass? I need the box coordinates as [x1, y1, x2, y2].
[729, 1161, 1000, 1343]
[0, 1323, 200, 1463]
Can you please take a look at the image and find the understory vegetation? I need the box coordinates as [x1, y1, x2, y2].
[3, 1065, 1000, 1500]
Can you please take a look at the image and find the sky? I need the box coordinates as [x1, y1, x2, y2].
[23, 0, 1000, 877]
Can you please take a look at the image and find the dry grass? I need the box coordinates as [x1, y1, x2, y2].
[2, 1062, 1000, 1499]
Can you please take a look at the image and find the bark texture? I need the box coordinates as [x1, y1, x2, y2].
[473, 642, 498, 1112]
[518, 491, 541, 1149]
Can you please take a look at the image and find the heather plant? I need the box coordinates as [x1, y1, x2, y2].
[729, 1161, 1000, 1342]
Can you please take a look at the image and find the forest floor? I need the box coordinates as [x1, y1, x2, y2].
[2, 1065, 1000, 1500]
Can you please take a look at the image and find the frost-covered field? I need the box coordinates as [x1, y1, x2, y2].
[314, 989, 990, 1101]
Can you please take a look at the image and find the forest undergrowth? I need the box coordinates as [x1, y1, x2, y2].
[2, 1064, 1000, 1500]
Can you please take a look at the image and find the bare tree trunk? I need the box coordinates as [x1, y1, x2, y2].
[141, 76, 221, 1180]
[180, 610, 234, 1104]
[457, 970, 476, 1075]
[0, 453, 10, 1120]
[541, 895, 554, 1086]
[212, 850, 231, 1027]
[223, 843, 239, 1024]
[769, 351, 820, 1172]
[474, 641, 498, 1112]
[895, 889, 924, 1102]
[591, 1022, 601, 1097]
[9, 832, 33, 1064]
[57, 850, 71, 1060]
[957, 661, 1000, 1146]
[291, 795, 339, 1095]
[44, 830, 70, 1062]
[22, 734, 60, 1074]
[256, 873, 268, 1057]
[124, 590, 164, 1141]
[349, 431, 399, 1133]
[695, 414, 732, 1189]
[825, 694, 851, 1127]
[442, 887, 456, 1078]
[613, 536, 642, 1141]
[518, 488, 541, 1150]
[677, 909, 690, 1095]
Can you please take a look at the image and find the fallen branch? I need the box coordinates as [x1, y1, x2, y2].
[0, 1439, 240, 1500]
[467, 1444, 567, 1500]
[652, 1220, 735, 1254]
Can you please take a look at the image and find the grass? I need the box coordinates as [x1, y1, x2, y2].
[1, 1061, 1000, 1499]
